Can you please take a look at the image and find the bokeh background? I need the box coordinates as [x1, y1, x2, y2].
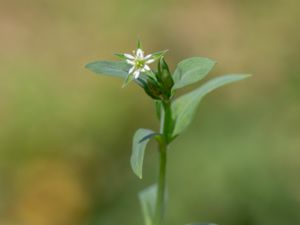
[1, 0, 300, 225]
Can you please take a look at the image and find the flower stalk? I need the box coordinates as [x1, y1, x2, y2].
[155, 100, 172, 225]
[155, 139, 167, 225]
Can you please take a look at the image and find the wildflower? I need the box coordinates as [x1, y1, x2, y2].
[124, 48, 155, 79]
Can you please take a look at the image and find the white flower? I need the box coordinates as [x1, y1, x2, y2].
[124, 48, 155, 79]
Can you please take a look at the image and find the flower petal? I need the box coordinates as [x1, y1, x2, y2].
[144, 54, 152, 60]
[136, 49, 144, 58]
[144, 65, 151, 71]
[134, 70, 140, 79]
[124, 53, 135, 60]
[129, 66, 135, 74]
[141, 68, 146, 72]
[146, 59, 155, 64]
[126, 59, 135, 65]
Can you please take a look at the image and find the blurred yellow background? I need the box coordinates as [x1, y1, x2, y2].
[1, 0, 300, 225]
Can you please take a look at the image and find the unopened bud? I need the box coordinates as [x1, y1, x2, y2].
[157, 58, 174, 98]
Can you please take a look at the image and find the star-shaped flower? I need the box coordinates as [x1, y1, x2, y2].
[124, 48, 155, 79]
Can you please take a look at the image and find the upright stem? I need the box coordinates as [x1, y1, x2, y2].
[162, 101, 172, 143]
[155, 100, 172, 225]
[155, 142, 167, 225]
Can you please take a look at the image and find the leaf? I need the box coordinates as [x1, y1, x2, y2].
[139, 132, 161, 143]
[137, 39, 142, 49]
[139, 184, 157, 225]
[172, 57, 216, 90]
[131, 128, 155, 179]
[85, 61, 131, 79]
[151, 50, 169, 60]
[114, 53, 127, 60]
[172, 74, 251, 136]
[122, 73, 134, 88]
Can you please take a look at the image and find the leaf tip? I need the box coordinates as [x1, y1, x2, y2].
[84, 62, 92, 69]
[130, 159, 142, 179]
[114, 53, 126, 59]
[135, 169, 143, 179]
[137, 39, 142, 49]
[162, 49, 169, 56]
[122, 74, 133, 88]
[238, 73, 252, 80]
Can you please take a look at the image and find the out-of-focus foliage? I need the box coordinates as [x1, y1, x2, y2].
[0, 0, 300, 225]
[171, 74, 250, 136]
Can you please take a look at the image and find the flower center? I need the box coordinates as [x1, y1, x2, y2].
[135, 59, 145, 69]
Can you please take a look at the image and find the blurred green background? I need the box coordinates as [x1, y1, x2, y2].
[1, 0, 300, 225]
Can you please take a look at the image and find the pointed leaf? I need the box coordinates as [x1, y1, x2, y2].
[122, 73, 134, 88]
[172, 57, 216, 90]
[151, 50, 168, 60]
[137, 39, 142, 49]
[131, 129, 155, 179]
[172, 74, 251, 136]
[85, 61, 131, 78]
[114, 53, 127, 59]
[139, 184, 157, 225]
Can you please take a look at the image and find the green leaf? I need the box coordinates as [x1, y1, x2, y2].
[122, 73, 134, 88]
[137, 39, 142, 49]
[172, 57, 216, 90]
[131, 128, 155, 179]
[114, 53, 127, 59]
[139, 184, 157, 225]
[85, 61, 131, 79]
[139, 132, 161, 143]
[172, 74, 251, 136]
[151, 50, 168, 60]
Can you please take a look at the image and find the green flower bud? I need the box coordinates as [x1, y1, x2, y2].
[157, 58, 174, 98]
[136, 76, 163, 100]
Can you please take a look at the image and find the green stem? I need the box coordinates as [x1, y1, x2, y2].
[155, 142, 167, 225]
[160, 101, 172, 143]
[155, 101, 172, 225]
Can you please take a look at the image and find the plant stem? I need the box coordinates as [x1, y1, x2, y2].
[155, 142, 167, 225]
[162, 101, 172, 143]
[155, 101, 172, 225]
